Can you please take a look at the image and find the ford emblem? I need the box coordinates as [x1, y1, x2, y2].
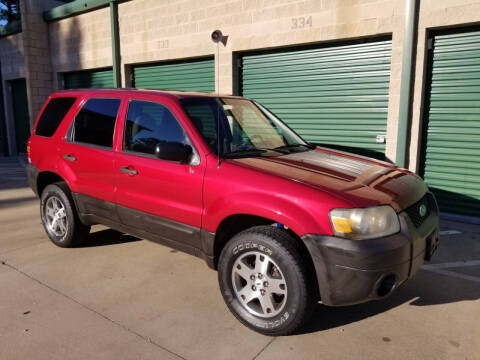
[419, 204, 427, 217]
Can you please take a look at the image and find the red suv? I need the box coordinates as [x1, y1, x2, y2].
[26, 89, 440, 335]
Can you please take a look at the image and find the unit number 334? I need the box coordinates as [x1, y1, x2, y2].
[291, 16, 312, 29]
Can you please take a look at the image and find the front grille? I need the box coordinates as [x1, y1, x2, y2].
[404, 193, 436, 228]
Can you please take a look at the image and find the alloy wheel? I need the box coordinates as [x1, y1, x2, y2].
[231, 251, 288, 318]
[45, 196, 68, 237]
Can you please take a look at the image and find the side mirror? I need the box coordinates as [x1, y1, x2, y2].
[155, 141, 193, 163]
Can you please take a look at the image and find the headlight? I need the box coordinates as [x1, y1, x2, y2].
[329, 206, 400, 240]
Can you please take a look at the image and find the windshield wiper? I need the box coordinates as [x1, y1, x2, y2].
[255, 147, 291, 154]
[222, 149, 268, 158]
[273, 143, 314, 152]
[222, 145, 304, 158]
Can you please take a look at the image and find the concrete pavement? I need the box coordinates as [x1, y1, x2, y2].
[0, 156, 479, 360]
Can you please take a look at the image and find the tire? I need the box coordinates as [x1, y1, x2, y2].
[40, 182, 90, 247]
[218, 226, 315, 336]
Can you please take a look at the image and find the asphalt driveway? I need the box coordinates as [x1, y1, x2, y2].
[0, 156, 479, 360]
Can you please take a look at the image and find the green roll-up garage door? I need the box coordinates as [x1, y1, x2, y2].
[241, 39, 392, 157]
[64, 68, 114, 89]
[422, 30, 480, 218]
[133, 58, 214, 93]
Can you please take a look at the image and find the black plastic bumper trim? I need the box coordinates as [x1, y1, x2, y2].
[301, 211, 440, 306]
[25, 163, 39, 196]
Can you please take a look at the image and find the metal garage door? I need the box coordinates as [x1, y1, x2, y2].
[422, 29, 480, 218]
[133, 58, 214, 93]
[64, 68, 114, 89]
[240, 39, 392, 158]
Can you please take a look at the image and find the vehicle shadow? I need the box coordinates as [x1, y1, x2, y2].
[0, 181, 29, 191]
[428, 187, 480, 221]
[78, 228, 141, 248]
[0, 194, 36, 208]
[299, 269, 480, 335]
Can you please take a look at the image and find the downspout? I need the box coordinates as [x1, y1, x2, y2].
[395, 0, 418, 168]
[110, 0, 121, 88]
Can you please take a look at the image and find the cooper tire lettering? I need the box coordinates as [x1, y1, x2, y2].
[254, 311, 290, 329]
[233, 241, 272, 256]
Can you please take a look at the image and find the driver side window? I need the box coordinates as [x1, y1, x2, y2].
[124, 100, 187, 156]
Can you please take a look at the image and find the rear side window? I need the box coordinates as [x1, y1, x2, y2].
[35, 97, 76, 137]
[72, 98, 121, 149]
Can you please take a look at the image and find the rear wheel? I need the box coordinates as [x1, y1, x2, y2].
[40, 183, 90, 247]
[218, 226, 315, 336]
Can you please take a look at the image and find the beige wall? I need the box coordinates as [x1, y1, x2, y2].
[0, 0, 67, 154]
[21, 0, 56, 126]
[0, 33, 25, 81]
[118, 0, 217, 86]
[49, 6, 112, 87]
[117, 0, 405, 162]
[3, 0, 480, 160]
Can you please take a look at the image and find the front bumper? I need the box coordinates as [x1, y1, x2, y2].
[302, 199, 440, 306]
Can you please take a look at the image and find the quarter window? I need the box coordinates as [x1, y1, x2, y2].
[72, 98, 121, 148]
[124, 100, 187, 156]
[36, 97, 76, 137]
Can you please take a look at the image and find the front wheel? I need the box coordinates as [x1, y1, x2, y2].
[218, 226, 315, 336]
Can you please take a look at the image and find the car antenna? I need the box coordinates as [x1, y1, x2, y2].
[211, 30, 224, 168]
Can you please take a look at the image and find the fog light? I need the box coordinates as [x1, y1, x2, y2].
[377, 274, 396, 297]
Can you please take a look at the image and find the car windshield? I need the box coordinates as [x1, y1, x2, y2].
[179, 97, 312, 157]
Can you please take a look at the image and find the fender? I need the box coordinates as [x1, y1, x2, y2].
[203, 189, 338, 237]
[201, 154, 353, 238]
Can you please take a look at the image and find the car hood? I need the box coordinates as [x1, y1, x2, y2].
[230, 148, 427, 211]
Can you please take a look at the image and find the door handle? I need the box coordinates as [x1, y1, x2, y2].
[64, 154, 77, 162]
[120, 166, 138, 175]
